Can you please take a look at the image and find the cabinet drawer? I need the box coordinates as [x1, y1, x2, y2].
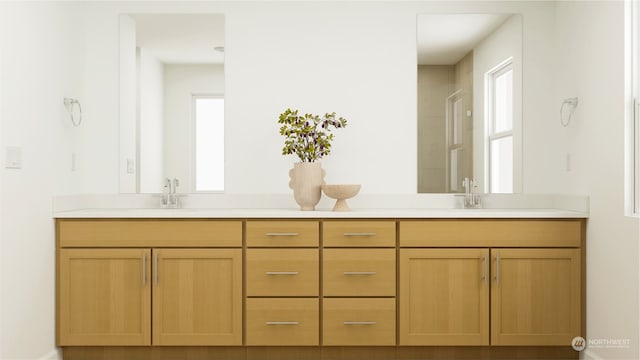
[246, 249, 319, 296]
[323, 221, 396, 247]
[246, 298, 319, 346]
[399, 219, 583, 247]
[58, 219, 242, 247]
[323, 249, 395, 297]
[246, 221, 319, 247]
[323, 298, 395, 346]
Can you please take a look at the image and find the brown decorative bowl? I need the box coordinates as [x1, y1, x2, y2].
[321, 184, 361, 211]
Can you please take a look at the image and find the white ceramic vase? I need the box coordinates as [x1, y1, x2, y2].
[289, 162, 325, 211]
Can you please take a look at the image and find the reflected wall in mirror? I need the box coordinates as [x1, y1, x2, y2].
[119, 14, 225, 194]
[417, 14, 522, 194]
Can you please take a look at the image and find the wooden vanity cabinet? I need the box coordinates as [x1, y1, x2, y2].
[56, 219, 243, 347]
[399, 219, 583, 347]
[57, 216, 585, 359]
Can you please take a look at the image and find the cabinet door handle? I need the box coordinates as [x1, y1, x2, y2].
[142, 253, 147, 286]
[343, 271, 377, 275]
[482, 254, 488, 284]
[266, 321, 299, 325]
[343, 232, 377, 237]
[266, 271, 299, 275]
[265, 233, 299, 237]
[154, 252, 159, 286]
[494, 253, 500, 284]
[343, 321, 377, 325]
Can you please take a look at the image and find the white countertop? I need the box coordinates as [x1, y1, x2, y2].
[53, 208, 588, 219]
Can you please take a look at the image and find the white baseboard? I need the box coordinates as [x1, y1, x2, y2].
[37, 348, 61, 360]
[582, 349, 605, 360]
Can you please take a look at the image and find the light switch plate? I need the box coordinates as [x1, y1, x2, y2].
[126, 158, 135, 174]
[5, 146, 22, 169]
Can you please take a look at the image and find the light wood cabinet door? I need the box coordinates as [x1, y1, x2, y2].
[491, 248, 581, 346]
[152, 249, 242, 345]
[399, 249, 489, 346]
[58, 249, 151, 346]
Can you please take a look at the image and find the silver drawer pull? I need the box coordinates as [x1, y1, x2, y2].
[343, 232, 377, 237]
[343, 271, 377, 275]
[344, 321, 377, 325]
[266, 321, 299, 325]
[266, 232, 299, 236]
[266, 271, 299, 275]
[142, 253, 147, 286]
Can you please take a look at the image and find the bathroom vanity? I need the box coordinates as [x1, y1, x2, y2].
[54, 209, 586, 360]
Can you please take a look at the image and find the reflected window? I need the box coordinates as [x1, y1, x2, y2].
[487, 60, 513, 193]
[194, 96, 224, 192]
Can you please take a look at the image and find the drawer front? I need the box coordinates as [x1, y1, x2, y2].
[58, 220, 242, 247]
[323, 298, 396, 346]
[246, 249, 319, 296]
[323, 249, 395, 297]
[399, 219, 583, 247]
[246, 298, 319, 346]
[246, 221, 319, 247]
[323, 221, 396, 247]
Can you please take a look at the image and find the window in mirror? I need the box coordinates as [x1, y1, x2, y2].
[195, 96, 224, 192]
[487, 60, 514, 194]
[446, 92, 466, 192]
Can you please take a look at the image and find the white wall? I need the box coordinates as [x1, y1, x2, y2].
[473, 15, 523, 193]
[139, 49, 164, 193]
[163, 64, 224, 194]
[0, 2, 84, 359]
[553, 2, 639, 359]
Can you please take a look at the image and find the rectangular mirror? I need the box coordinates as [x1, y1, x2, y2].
[417, 14, 522, 194]
[119, 13, 225, 194]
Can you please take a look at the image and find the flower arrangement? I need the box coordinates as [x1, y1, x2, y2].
[278, 108, 348, 162]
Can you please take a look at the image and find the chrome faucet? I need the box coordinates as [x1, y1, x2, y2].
[161, 178, 181, 209]
[462, 177, 482, 209]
